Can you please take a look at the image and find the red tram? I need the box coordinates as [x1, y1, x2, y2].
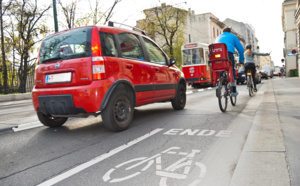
[181, 43, 212, 88]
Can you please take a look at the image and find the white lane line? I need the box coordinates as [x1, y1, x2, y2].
[197, 89, 204, 92]
[12, 122, 43, 132]
[37, 128, 164, 186]
[186, 91, 193, 95]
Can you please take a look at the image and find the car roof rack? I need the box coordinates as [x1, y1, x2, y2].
[108, 21, 147, 36]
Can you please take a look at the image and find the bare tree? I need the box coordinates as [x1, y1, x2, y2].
[103, 0, 122, 25]
[9, 0, 51, 93]
[75, 0, 122, 26]
[139, 3, 187, 59]
[0, 0, 12, 94]
[58, 0, 78, 29]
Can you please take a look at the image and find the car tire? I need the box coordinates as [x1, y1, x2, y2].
[171, 83, 186, 110]
[37, 112, 68, 127]
[102, 85, 134, 132]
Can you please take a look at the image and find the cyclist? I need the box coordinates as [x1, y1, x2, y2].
[215, 26, 244, 96]
[244, 43, 270, 92]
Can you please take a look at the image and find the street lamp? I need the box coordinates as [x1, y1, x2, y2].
[53, 0, 59, 32]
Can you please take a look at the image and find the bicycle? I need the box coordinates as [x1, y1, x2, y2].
[102, 146, 206, 185]
[246, 68, 254, 97]
[209, 43, 236, 112]
[217, 71, 236, 112]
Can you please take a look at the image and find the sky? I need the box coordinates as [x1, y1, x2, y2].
[51, 0, 285, 66]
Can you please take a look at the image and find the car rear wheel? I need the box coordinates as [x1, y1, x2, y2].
[37, 112, 68, 127]
[172, 83, 186, 110]
[102, 85, 134, 132]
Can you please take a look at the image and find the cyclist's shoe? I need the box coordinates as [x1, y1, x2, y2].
[254, 88, 257, 92]
[232, 90, 239, 97]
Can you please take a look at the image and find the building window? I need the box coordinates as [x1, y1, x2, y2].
[213, 27, 215, 38]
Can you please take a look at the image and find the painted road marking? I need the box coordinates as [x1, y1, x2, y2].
[164, 129, 232, 137]
[37, 128, 164, 186]
[186, 87, 215, 95]
[12, 122, 43, 132]
[103, 146, 206, 186]
[186, 91, 193, 95]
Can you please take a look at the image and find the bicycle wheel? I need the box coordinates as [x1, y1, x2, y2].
[247, 75, 254, 97]
[217, 77, 228, 112]
[229, 84, 236, 106]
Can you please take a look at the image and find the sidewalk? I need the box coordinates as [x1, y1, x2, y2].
[231, 77, 300, 186]
[0, 92, 31, 102]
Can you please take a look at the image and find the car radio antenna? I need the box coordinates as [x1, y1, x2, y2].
[108, 21, 147, 36]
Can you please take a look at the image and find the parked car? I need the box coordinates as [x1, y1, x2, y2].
[260, 70, 269, 79]
[255, 69, 262, 84]
[273, 71, 280, 76]
[262, 66, 273, 78]
[32, 23, 186, 132]
[236, 66, 246, 84]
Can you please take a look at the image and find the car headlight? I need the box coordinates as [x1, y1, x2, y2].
[241, 74, 245, 77]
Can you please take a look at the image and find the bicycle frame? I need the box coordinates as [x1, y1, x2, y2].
[208, 43, 236, 112]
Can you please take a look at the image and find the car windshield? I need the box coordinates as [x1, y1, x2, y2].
[39, 27, 92, 64]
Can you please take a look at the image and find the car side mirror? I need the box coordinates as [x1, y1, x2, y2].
[169, 58, 176, 66]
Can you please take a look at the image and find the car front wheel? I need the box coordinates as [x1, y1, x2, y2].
[171, 83, 186, 110]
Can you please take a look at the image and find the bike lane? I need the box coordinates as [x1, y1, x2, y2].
[34, 84, 261, 186]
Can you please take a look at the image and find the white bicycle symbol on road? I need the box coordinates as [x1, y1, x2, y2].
[103, 147, 206, 185]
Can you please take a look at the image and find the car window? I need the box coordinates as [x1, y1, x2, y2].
[39, 27, 92, 63]
[100, 32, 117, 57]
[143, 38, 166, 65]
[182, 48, 205, 65]
[118, 33, 145, 60]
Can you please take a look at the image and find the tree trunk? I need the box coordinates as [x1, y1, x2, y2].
[20, 51, 29, 93]
[0, 0, 8, 94]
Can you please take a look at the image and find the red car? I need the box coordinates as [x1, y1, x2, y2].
[260, 70, 268, 79]
[32, 24, 186, 131]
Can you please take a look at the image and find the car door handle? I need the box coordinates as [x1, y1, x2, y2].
[125, 64, 133, 69]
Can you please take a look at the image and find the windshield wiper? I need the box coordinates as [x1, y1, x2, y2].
[41, 56, 63, 63]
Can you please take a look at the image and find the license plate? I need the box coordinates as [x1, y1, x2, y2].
[46, 72, 72, 84]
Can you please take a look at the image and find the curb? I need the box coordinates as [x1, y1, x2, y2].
[0, 93, 32, 102]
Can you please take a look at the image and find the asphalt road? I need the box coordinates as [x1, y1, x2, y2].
[0, 80, 284, 186]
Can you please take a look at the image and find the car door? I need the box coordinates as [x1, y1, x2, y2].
[142, 37, 176, 100]
[117, 32, 156, 105]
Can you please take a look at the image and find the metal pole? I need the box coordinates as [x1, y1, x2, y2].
[53, 0, 59, 32]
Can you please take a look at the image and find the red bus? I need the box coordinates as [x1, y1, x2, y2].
[181, 43, 212, 88]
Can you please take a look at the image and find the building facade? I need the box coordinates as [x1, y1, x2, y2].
[137, 4, 245, 57]
[183, 11, 245, 48]
[283, 0, 298, 77]
[294, 0, 300, 76]
[260, 56, 274, 70]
